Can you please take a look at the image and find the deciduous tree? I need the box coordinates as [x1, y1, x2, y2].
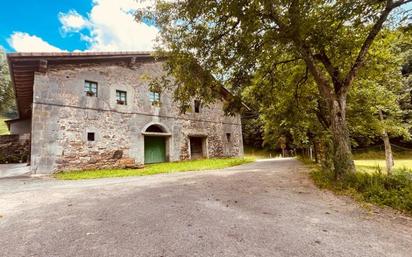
[137, 0, 412, 179]
[0, 49, 15, 115]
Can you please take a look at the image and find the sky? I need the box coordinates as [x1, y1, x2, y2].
[0, 0, 158, 52]
[0, 1, 411, 53]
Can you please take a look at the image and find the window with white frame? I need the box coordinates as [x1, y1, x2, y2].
[84, 81, 98, 97]
[116, 90, 127, 105]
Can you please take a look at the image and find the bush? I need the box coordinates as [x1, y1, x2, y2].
[311, 169, 412, 214]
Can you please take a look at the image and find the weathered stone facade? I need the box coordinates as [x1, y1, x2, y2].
[6, 119, 31, 135]
[30, 59, 243, 174]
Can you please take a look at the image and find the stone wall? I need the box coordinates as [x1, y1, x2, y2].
[9, 119, 31, 135]
[0, 134, 30, 164]
[30, 60, 243, 174]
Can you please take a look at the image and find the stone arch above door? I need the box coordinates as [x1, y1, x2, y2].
[141, 122, 170, 134]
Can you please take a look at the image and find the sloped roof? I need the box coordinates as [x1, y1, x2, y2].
[7, 51, 155, 119]
[7, 51, 247, 120]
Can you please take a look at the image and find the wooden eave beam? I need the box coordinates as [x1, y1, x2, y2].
[38, 59, 48, 73]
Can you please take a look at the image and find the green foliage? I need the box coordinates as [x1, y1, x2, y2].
[399, 25, 412, 130]
[242, 55, 327, 149]
[0, 116, 9, 135]
[138, 0, 411, 177]
[241, 113, 265, 149]
[311, 167, 412, 214]
[348, 30, 411, 146]
[55, 157, 255, 180]
[244, 146, 279, 159]
[355, 159, 412, 174]
[353, 148, 412, 160]
[0, 49, 15, 115]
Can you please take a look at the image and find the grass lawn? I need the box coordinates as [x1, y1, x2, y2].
[55, 157, 255, 180]
[355, 159, 412, 173]
[306, 150, 412, 215]
[0, 116, 9, 135]
[353, 150, 412, 174]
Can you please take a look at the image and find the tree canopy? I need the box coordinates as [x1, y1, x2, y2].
[0, 49, 15, 116]
[137, 0, 412, 179]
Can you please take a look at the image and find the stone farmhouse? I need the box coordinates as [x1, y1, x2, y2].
[5, 52, 244, 174]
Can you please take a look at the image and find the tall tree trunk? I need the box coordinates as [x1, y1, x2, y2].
[378, 109, 394, 175]
[329, 97, 356, 179]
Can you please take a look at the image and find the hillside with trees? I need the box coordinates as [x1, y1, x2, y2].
[137, 0, 412, 179]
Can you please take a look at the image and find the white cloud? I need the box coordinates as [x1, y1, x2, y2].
[7, 0, 158, 52]
[59, 10, 90, 33]
[59, 0, 159, 51]
[8, 32, 65, 52]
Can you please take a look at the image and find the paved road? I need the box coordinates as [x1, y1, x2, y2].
[0, 163, 30, 179]
[0, 159, 411, 257]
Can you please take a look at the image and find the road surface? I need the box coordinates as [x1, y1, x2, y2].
[0, 158, 411, 257]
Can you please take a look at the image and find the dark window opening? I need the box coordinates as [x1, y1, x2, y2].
[190, 137, 204, 160]
[226, 133, 231, 142]
[112, 150, 123, 159]
[87, 132, 95, 141]
[116, 90, 127, 105]
[146, 125, 164, 133]
[85, 81, 98, 97]
[194, 100, 201, 113]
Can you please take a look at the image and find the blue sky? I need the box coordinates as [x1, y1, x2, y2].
[0, 0, 158, 52]
[0, 1, 411, 53]
[0, 1, 91, 52]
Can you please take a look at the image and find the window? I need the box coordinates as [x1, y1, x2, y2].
[87, 132, 95, 142]
[226, 133, 231, 142]
[149, 91, 160, 105]
[116, 90, 127, 105]
[194, 100, 201, 113]
[84, 81, 98, 97]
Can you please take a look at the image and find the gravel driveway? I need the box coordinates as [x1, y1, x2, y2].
[0, 158, 411, 257]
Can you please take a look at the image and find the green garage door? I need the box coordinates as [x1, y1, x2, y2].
[144, 136, 166, 164]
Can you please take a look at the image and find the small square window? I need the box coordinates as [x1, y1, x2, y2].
[149, 91, 161, 106]
[194, 100, 201, 113]
[87, 132, 95, 142]
[116, 90, 127, 105]
[226, 133, 231, 142]
[85, 81, 98, 97]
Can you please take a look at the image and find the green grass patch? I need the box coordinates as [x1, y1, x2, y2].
[0, 116, 9, 135]
[303, 149, 412, 214]
[55, 157, 255, 180]
[307, 160, 412, 215]
[352, 150, 412, 174]
[244, 146, 280, 159]
[355, 159, 412, 174]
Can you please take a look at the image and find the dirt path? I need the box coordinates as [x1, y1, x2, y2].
[0, 158, 411, 257]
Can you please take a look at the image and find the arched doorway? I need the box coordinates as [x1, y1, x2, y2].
[142, 123, 171, 164]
